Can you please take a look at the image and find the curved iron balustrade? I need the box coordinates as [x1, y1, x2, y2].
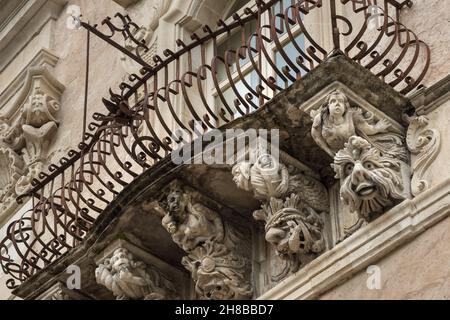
[0, 0, 429, 289]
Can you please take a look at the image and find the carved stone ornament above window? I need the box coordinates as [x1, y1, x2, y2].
[0, 65, 64, 222]
[119, 0, 171, 74]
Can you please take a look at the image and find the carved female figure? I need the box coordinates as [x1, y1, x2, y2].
[311, 89, 406, 161]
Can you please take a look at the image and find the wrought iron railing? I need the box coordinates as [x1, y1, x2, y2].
[0, 0, 429, 289]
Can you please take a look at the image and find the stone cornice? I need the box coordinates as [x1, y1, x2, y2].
[409, 75, 450, 115]
[0, 49, 59, 109]
[258, 178, 450, 300]
[2, 65, 65, 119]
[0, 0, 66, 71]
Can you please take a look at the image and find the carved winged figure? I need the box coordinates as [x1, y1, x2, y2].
[311, 89, 407, 162]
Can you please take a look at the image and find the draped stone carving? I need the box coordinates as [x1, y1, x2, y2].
[406, 116, 441, 196]
[232, 151, 328, 278]
[95, 247, 177, 300]
[159, 182, 252, 300]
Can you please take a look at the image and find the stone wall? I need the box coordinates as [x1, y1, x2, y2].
[401, 0, 450, 89]
[320, 214, 450, 300]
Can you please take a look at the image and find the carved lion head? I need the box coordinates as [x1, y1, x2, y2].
[332, 136, 405, 221]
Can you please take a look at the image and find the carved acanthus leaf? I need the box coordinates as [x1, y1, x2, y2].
[231, 153, 327, 270]
[182, 241, 252, 300]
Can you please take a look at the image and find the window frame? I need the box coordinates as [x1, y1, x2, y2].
[208, 0, 322, 121]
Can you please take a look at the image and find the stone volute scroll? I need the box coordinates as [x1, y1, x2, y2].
[405, 115, 441, 196]
[231, 142, 329, 278]
[158, 182, 253, 300]
[95, 244, 178, 300]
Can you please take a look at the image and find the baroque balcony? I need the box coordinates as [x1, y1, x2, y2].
[1, 0, 447, 300]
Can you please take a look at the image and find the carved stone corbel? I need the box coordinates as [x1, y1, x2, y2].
[231, 146, 329, 278]
[182, 241, 252, 300]
[95, 246, 177, 300]
[158, 182, 253, 300]
[0, 66, 64, 205]
[307, 88, 411, 234]
[332, 136, 407, 221]
[406, 116, 441, 196]
[310, 89, 408, 161]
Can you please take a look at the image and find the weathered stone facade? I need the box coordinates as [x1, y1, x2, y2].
[0, 0, 449, 300]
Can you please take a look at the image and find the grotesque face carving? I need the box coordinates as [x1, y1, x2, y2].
[162, 187, 189, 235]
[332, 136, 405, 220]
[95, 247, 176, 300]
[162, 185, 225, 252]
[166, 188, 186, 215]
[24, 93, 59, 127]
